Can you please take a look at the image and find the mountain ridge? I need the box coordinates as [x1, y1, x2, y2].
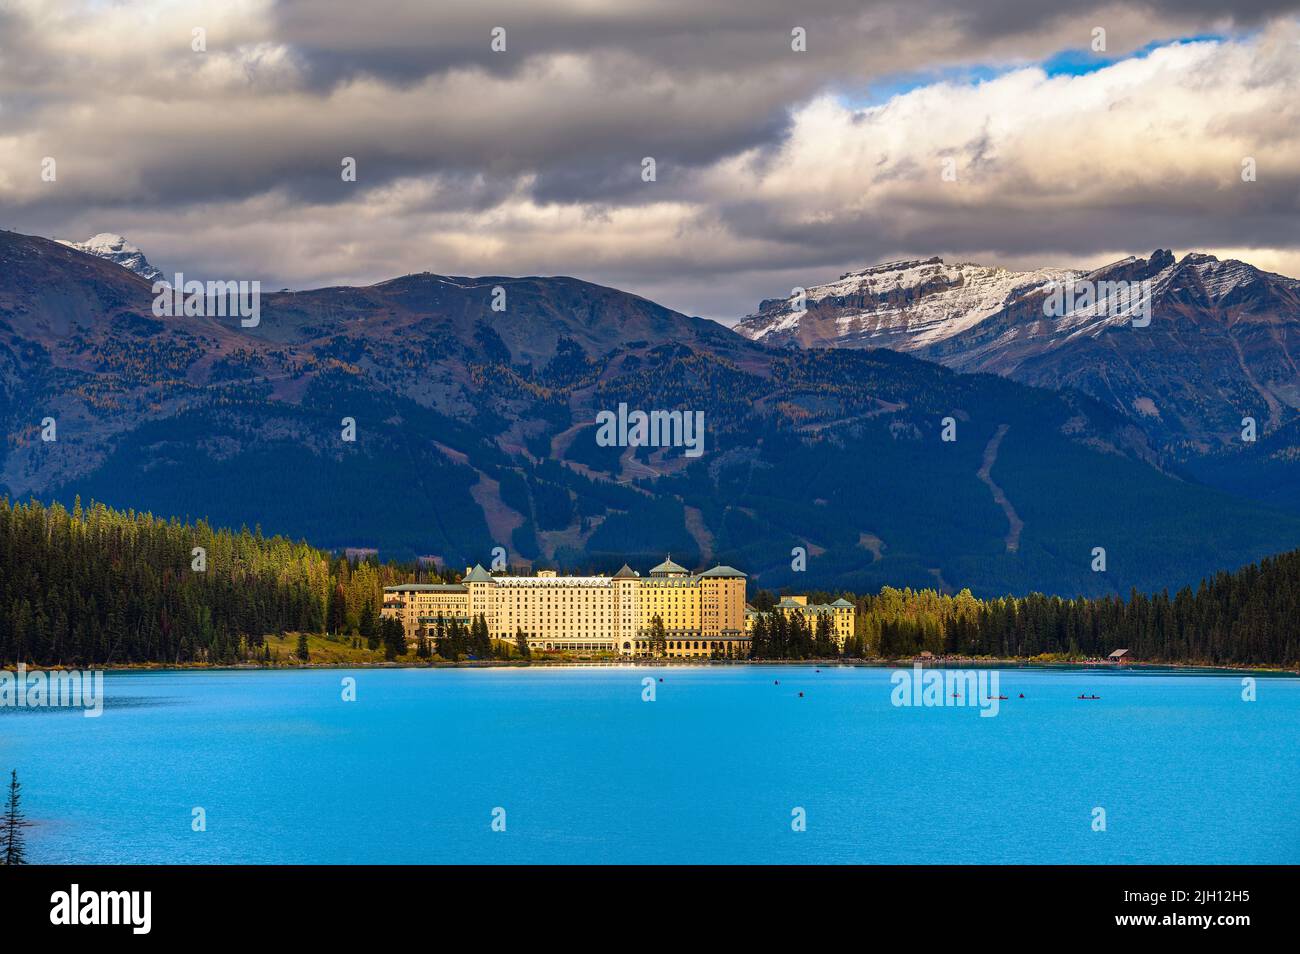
[737, 248, 1300, 461]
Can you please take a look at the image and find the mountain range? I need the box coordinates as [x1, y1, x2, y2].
[737, 250, 1300, 461]
[3, 227, 1299, 598]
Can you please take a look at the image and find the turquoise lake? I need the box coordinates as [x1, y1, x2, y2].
[2, 665, 1296, 864]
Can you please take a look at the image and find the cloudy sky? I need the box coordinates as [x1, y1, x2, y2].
[2, 0, 1299, 322]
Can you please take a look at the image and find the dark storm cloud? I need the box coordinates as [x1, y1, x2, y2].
[1, 0, 1299, 318]
[269, 0, 1300, 85]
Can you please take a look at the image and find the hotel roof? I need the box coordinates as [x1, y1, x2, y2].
[649, 555, 689, 576]
[698, 565, 746, 578]
[771, 597, 853, 613]
[384, 558, 748, 590]
[384, 583, 466, 592]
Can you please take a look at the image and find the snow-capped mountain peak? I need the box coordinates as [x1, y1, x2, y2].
[58, 233, 162, 281]
[741, 248, 1300, 455]
[736, 257, 1078, 350]
[736, 249, 1300, 354]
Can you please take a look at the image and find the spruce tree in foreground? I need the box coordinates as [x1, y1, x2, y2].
[1, 769, 28, 865]
[296, 632, 310, 662]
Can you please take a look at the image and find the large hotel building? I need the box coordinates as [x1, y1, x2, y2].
[382, 556, 748, 657]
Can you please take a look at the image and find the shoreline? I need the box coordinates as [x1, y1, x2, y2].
[11, 657, 1296, 676]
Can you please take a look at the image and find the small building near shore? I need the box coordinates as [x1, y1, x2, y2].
[1107, 648, 1130, 663]
[745, 594, 854, 651]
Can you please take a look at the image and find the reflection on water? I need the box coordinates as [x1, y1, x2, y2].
[0, 695, 178, 715]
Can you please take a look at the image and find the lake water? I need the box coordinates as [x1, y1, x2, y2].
[2, 665, 1296, 864]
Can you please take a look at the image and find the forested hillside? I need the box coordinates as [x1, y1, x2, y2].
[2, 497, 1296, 667]
[0, 496, 418, 666]
[777, 562, 1300, 665]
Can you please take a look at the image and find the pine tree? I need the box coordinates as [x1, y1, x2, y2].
[472, 614, 492, 658]
[434, 614, 450, 659]
[810, 614, 824, 657]
[440, 618, 467, 661]
[750, 614, 768, 659]
[648, 615, 667, 656]
[296, 632, 310, 662]
[382, 617, 406, 661]
[515, 626, 531, 659]
[361, 599, 380, 650]
[1, 770, 28, 865]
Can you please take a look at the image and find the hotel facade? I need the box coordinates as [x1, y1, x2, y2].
[382, 556, 748, 657]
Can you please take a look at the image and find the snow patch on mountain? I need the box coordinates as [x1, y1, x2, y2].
[1044, 252, 1299, 342]
[58, 233, 162, 281]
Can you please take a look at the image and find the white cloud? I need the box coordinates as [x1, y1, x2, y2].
[2, 2, 1297, 319]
